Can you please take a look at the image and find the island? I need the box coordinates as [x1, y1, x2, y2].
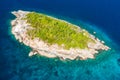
[11, 10, 110, 60]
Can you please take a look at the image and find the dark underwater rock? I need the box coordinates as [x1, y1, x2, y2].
[117, 58, 120, 66]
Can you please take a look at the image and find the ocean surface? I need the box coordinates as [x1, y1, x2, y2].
[0, 0, 120, 80]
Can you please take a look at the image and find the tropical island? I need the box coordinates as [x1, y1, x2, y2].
[11, 10, 110, 60]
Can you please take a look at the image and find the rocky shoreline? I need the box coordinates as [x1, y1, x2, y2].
[11, 10, 110, 60]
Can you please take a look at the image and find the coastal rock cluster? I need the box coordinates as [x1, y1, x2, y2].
[11, 10, 110, 60]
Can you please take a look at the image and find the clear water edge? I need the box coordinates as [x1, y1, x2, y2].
[1, 6, 120, 80]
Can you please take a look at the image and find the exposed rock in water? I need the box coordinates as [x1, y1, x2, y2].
[11, 10, 110, 60]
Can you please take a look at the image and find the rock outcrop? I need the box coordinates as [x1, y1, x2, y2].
[11, 10, 110, 60]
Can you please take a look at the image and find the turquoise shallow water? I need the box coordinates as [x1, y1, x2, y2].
[0, 0, 120, 80]
[3, 14, 120, 80]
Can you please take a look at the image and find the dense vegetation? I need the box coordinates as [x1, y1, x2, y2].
[25, 12, 94, 49]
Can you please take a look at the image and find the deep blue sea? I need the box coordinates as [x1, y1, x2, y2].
[0, 0, 120, 80]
